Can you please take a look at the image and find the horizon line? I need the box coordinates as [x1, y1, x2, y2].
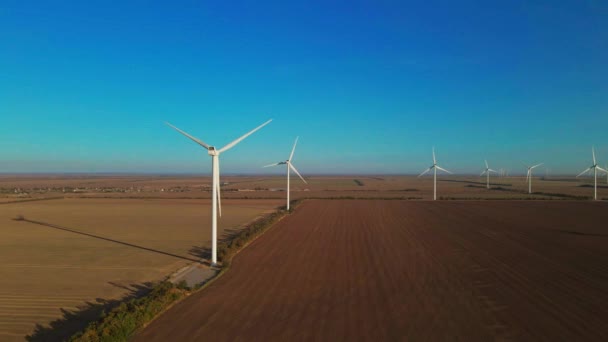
[0, 172, 580, 177]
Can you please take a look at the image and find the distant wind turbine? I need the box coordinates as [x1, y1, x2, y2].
[166, 119, 272, 265]
[418, 148, 452, 200]
[524, 162, 543, 194]
[576, 146, 607, 201]
[263, 137, 307, 210]
[480, 160, 497, 189]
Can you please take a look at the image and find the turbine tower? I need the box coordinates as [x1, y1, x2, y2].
[524, 163, 543, 194]
[480, 160, 497, 189]
[418, 148, 452, 200]
[577, 146, 607, 200]
[264, 137, 307, 210]
[166, 119, 272, 265]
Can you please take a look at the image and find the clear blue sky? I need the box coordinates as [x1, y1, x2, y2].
[1, 1, 607, 175]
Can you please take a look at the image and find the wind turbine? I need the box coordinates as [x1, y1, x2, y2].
[577, 147, 607, 200]
[166, 119, 272, 265]
[263, 137, 307, 210]
[418, 148, 452, 200]
[524, 162, 543, 194]
[480, 160, 497, 189]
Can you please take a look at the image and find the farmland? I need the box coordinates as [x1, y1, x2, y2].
[0, 174, 605, 201]
[136, 200, 608, 341]
[0, 197, 281, 341]
[0, 174, 607, 341]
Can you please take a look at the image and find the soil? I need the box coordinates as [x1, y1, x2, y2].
[135, 200, 608, 341]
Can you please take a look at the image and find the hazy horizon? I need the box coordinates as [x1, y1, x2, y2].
[0, 171, 585, 178]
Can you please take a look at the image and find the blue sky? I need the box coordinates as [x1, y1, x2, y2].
[1, 1, 607, 175]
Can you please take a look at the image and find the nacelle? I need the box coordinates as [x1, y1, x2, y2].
[208, 146, 219, 156]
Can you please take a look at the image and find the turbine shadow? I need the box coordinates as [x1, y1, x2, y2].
[26, 282, 153, 342]
[441, 179, 513, 187]
[14, 217, 202, 263]
[188, 246, 210, 263]
[578, 184, 608, 189]
[552, 229, 608, 237]
[188, 227, 245, 264]
[542, 177, 587, 182]
[221, 227, 247, 241]
[487, 187, 588, 199]
[488, 186, 525, 193]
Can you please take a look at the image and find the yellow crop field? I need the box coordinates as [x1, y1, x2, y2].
[0, 198, 281, 341]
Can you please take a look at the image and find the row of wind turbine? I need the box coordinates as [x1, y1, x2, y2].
[419, 147, 606, 200]
[166, 120, 307, 266]
[480, 161, 543, 193]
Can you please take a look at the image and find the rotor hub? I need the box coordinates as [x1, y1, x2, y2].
[208, 147, 219, 156]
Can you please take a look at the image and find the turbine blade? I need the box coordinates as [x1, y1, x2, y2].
[577, 167, 592, 178]
[433, 147, 436, 165]
[263, 162, 281, 168]
[216, 158, 222, 217]
[480, 170, 487, 176]
[596, 166, 608, 173]
[419, 168, 432, 177]
[531, 163, 543, 169]
[485, 160, 489, 169]
[592, 146, 596, 165]
[218, 119, 272, 153]
[289, 136, 299, 162]
[488, 168, 498, 173]
[289, 163, 307, 184]
[435, 165, 452, 174]
[165, 122, 210, 150]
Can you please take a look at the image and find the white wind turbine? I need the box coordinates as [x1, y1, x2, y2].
[480, 160, 497, 189]
[166, 119, 272, 265]
[577, 146, 607, 200]
[418, 148, 452, 200]
[263, 137, 307, 210]
[524, 162, 543, 194]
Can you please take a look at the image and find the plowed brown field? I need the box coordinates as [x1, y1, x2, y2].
[136, 200, 608, 341]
